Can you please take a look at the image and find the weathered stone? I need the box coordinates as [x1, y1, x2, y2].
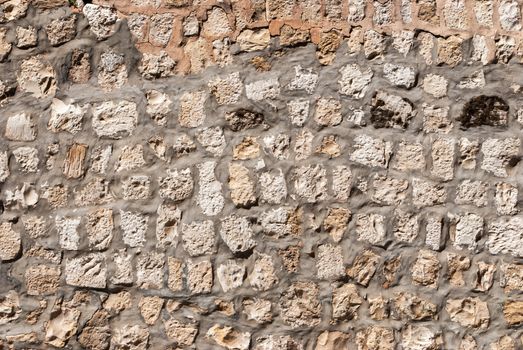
[447, 252, 471, 286]
[187, 259, 213, 294]
[250, 252, 278, 290]
[459, 96, 509, 128]
[56, 216, 81, 250]
[338, 64, 373, 99]
[92, 101, 138, 139]
[112, 325, 149, 350]
[46, 16, 76, 46]
[139, 51, 176, 79]
[481, 138, 520, 177]
[86, 209, 113, 251]
[456, 180, 488, 207]
[332, 283, 363, 320]
[293, 165, 327, 203]
[370, 91, 415, 129]
[316, 244, 344, 280]
[259, 169, 287, 204]
[356, 326, 395, 350]
[197, 161, 224, 216]
[82, 4, 118, 40]
[156, 203, 181, 249]
[280, 25, 310, 47]
[65, 253, 106, 288]
[209, 72, 242, 105]
[17, 56, 57, 98]
[347, 249, 380, 286]
[363, 30, 386, 59]
[159, 167, 194, 202]
[178, 90, 206, 128]
[182, 220, 215, 256]
[279, 281, 321, 328]
[499, 0, 522, 30]
[237, 29, 270, 52]
[6, 113, 36, 141]
[243, 298, 272, 324]
[25, 265, 60, 296]
[217, 260, 245, 292]
[288, 65, 318, 94]
[45, 304, 81, 347]
[323, 207, 350, 242]
[48, 99, 86, 134]
[220, 215, 256, 253]
[393, 210, 419, 243]
[474, 261, 496, 292]
[422, 74, 448, 98]
[138, 296, 163, 325]
[164, 318, 198, 346]
[98, 50, 127, 91]
[392, 291, 438, 321]
[246, 78, 280, 101]
[120, 210, 148, 247]
[401, 325, 443, 350]
[412, 178, 447, 208]
[355, 213, 386, 246]
[411, 250, 440, 288]
[446, 297, 490, 329]
[383, 63, 416, 88]
[136, 252, 164, 289]
[371, 174, 408, 205]
[16, 26, 37, 48]
[207, 324, 250, 350]
[436, 36, 463, 67]
[314, 97, 342, 126]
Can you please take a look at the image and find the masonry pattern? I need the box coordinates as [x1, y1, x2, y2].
[0, 0, 523, 349]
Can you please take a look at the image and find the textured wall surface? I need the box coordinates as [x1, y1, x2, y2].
[1, 0, 523, 349]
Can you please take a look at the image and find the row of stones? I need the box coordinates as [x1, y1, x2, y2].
[1, 288, 521, 350]
[2, 259, 522, 349]
[3, 1, 523, 84]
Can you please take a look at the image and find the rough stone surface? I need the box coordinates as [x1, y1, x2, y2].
[0, 1, 521, 348]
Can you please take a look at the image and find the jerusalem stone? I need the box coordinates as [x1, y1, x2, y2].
[197, 126, 226, 156]
[6, 113, 36, 141]
[46, 16, 76, 46]
[356, 326, 395, 350]
[136, 252, 164, 289]
[393, 210, 419, 243]
[371, 174, 408, 205]
[236, 29, 270, 52]
[226, 109, 264, 131]
[122, 175, 151, 200]
[503, 300, 523, 325]
[92, 101, 137, 139]
[115, 145, 145, 172]
[233, 137, 260, 160]
[178, 90, 206, 128]
[495, 183, 518, 215]
[217, 260, 245, 292]
[149, 13, 173, 46]
[197, 161, 224, 216]
[447, 253, 471, 286]
[487, 217, 523, 257]
[351, 135, 392, 168]
[501, 263, 523, 292]
[86, 209, 113, 251]
[481, 138, 520, 177]
[45, 305, 81, 347]
[392, 291, 438, 321]
[474, 261, 496, 292]
[332, 166, 353, 202]
[370, 91, 415, 129]
[323, 207, 350, 242]
[155, 203, 180, 249]
[13, 147, 39, 173]
[411, 250, 440, 288]
[120, 211, 148, 248]
[246, 78, 280, 101]
[159, 167, 193, 202]
[316, 135, 341, 158]
[383, 63, 416, 88]
[355, 213, 386, 246]
[139, 51, 176, 79]
[499, 0, 522, 31]
[82, 4, 118, 40]
[243, 298, 272, 324]
[279, 25, 309, 47]
[436, 36, 463, 67]
[263, 133, 290, 159]
[220, 215, 256, 253]
[164, 318, 198, 346]
[456, 180, 488, 207]
[74, 177, 114, 206]
[182, 220, 215, 256]
[314, 97, 342, 126]
[187, 259, 213, 294]
[425, 216, 443, 250]
[145, 90, 172, 126]
[16, 26, 37, 48]
[209, 72, 242, 105]
[316, 244, 344, 280]
[347, 249, 380, 286]
[446, 297, 490, 329]
[56, 216, 81, 250]
[401, 325, 443, 350]
[294, 129, 314, 160]
[167, 257, 183, 292]
[207, 324, 250, 350]
[17, 56, 57, 98]
[287, 99, 309, 126]
[111, 325, 149, 350]
[260, 207, 301, 237]
[138, 296, 163, 325]
[288, 65, 318, 94]
[98, 50, 127, 91]
[392, 141, 425, 170]
[431, 138, 455, 181]
[422, 74, 448, 98]
[0, 222, 20, 261]
[293, 165, 327, 203]
[459, 138, 479, 169]
[48, 99, 85, 134]
[338, 64, 373, 98]
[363, 30, 386, 59]
[279, 281, 321, 328]
[65, 253, 106, 288]
[250, 252, 278, 290]
[25, 265, 60, 295]
[111, 249, 133, 285]
[104, 291, 132, 313]
[259, 169, 287, 204]
[332, 283, 363, 320]
[412, 178, 447, 207]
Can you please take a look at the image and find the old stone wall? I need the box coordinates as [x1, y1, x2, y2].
[0, 0, 523, 349]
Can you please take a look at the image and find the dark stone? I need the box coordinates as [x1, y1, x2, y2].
[225, 109, 264, 131]
[370, 91, 415, 129]
[458, 95, 509, 128]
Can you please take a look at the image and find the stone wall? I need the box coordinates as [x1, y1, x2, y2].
[0, 0, 523, 349]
